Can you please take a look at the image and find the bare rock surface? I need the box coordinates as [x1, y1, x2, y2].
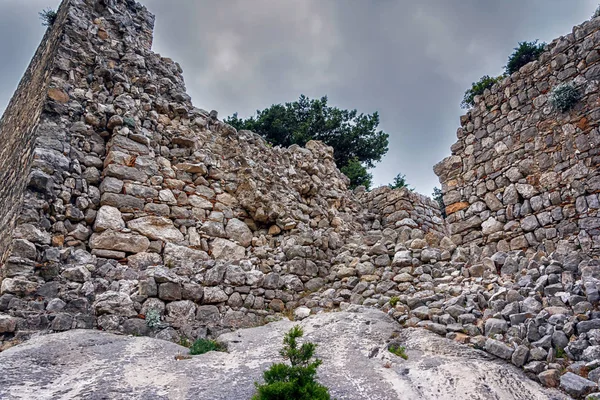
[0, 308, 569, 400]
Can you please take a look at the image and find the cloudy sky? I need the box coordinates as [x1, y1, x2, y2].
[0, 1, 597, 195]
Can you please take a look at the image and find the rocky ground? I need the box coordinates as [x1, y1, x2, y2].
[0, 307, 572, 400]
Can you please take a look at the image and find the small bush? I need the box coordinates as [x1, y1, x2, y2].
[593, 5, 600, 19]
[389, 296, 400, 307]
[549, 82, 581, 112]
[252, 325, 331, 400]
[388, 344, 408, 360]
[189, 338, 226, 355]
[39, 8, 58, 27]
[388, 173, 410, 190]
[145, 309, 161, 329]
[505, 40, 545, 75]
[461, 75, 504, 109]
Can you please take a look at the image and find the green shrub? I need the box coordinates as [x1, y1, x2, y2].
[389, 296, 400, 307]
[505, 40, 545, 75]
[388, 173, 410, 190]
[145, 309, 161, 329]
[39, 9, 57, 27]
[189, 338, 226, 355]
[549, 82, 581, 112]
[252, 325, 331, 400]
[461, 75, 504, 109]
[593, 5, 600, 19]
[388, 344, 408, 360]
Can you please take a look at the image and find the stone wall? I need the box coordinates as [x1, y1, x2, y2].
[0, 0, 374, 340]
[358, 186, 446, 237]
[435, 17, 600, 258]
[0, 1, 599, 395]
[0, 0, 71, 264]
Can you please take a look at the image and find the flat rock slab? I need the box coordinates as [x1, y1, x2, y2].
[0, 307, 570, 400]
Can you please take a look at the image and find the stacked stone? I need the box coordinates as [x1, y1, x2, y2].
[435, 16, 600, 258]
[0, 0, 367, 345]
[294, 226, 600, 397]
[0, 1, 598, 398]
[357, 186, 446, 236]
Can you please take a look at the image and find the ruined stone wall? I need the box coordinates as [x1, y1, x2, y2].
[435, 17, 600, 258]
[358, 186, 446, 238]
[0, 4, 599, 395]
[0, 0, 71, 264]
[0, 0, 371, 340]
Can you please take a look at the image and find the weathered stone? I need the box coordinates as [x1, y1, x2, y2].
[163, 243, 209, 269]
[93, 291, 137, 317]
[62, 266, 91, 283]
[158, 283, 182, 301]
[210, 238, 245, 261]
[0, 315, 17, 333]
[203, 287, 228, 304]
[225, 218, 252, 247]
[484, 339, 514, 360]
[560, 372, 598, 398]
[90, 230, 149, 253]
[128, 216, 184, 243]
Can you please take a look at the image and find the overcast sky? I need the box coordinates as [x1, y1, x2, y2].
[0, 1, 597, 195]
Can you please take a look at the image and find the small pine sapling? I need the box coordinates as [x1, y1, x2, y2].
[252, 325, 331, 400]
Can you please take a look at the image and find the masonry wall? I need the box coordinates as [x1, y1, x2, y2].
[358, 186, 446, 239]
[0, 1, 71, 264]
[435, 17, 600, 257]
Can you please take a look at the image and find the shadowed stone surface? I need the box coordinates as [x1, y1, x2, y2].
[0, 308, 569, 400]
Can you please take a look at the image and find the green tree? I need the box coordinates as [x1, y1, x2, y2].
[388, 173, 410, 190]
[225, 95, 389, 189]
[252, 325, 331, 400]
[505, 40, 545, 75]
[340, 158, 372, 190]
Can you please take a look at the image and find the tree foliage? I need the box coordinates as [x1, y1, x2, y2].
[461, 75, 504, 109]
[388, 173, 410, 190]
[340, 158, 372, 190]
[225, 95, 389, 189]
[252, 325, 331, 400]
[505, 40, 545, 75]
[39, 8, 57, 27]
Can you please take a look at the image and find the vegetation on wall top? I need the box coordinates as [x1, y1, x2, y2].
[225, 95, 389, 190]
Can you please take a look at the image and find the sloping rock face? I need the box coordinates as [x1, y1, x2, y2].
[0, 308, 569, 400]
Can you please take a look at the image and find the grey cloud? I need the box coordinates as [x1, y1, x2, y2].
[0, 0, 598, 194]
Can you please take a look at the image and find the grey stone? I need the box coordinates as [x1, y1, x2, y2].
[560, 372, 598, 398]
[485, 338, 514, 360]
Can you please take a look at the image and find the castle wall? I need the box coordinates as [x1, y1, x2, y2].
[0, 1, 71, 264]
[435, 18, 600, 257]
